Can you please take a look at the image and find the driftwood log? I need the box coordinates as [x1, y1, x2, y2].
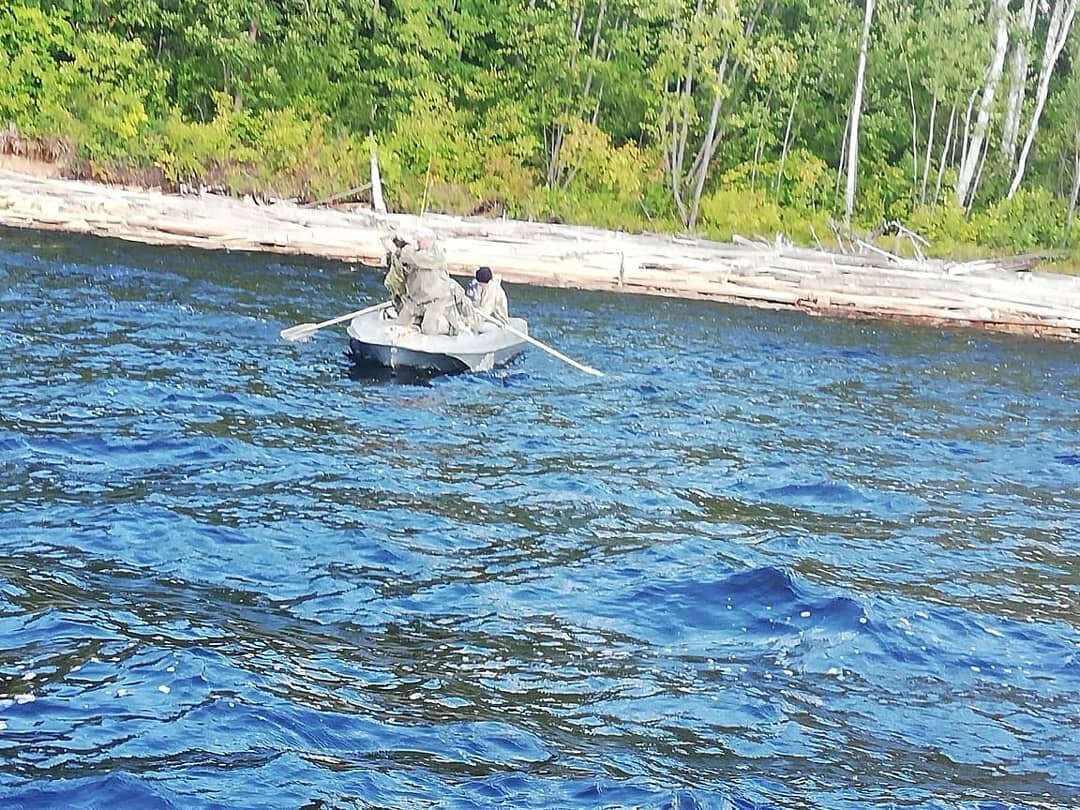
[1, 170, 1078, 341]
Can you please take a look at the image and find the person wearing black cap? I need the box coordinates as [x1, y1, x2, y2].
[466, 265, 509, 324]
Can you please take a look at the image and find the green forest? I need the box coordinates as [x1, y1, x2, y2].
[2, 0, 1079, 261]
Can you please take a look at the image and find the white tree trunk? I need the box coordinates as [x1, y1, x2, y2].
[904, 57, 919, 200]
[920, 95, 937, 205]
[845, 0, 876, 225]
[1002, 0, 1040, 162]
[934, 103, 956, 205]
[968, 122, 992, 213]
[687, 50, 731, 228]
[684, 0, 766, 227]
[666, 0, 706, 226]
[959, 87, 977, 175]
[675, 0, 704, 184]
[1067, 137, 1080, 238]
[750, 130, 765, 191]
[545, 1, 590, 188]
[369, 136, 387, 214]
[836, 102, 852, 200]
[580, 0, 608, 101]
[775, 84, 800, 200]
[1007, 0, 1079, 198]
[956, 0, 1009, 207]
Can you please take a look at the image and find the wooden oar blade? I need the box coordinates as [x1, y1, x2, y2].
[280, 323, 318, 341]
[281, 301, 393, 343]
[484, 313, 603, 377]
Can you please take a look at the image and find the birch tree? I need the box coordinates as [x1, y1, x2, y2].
[1006, 0, 1079, 198]
[955, 0, 1009, 208]
[651, 0, 747, 228]
[1061, 43, 1080, 237]
[1068, 125, 1080, 239]
[917, 0, 983, 205]
[1001, 0, 1039, 163]
[544, 0, 610, 188]
[843, 0, 875, 225]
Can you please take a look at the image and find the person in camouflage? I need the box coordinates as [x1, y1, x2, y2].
[382, 232, 411, 311]
[383, 229, 476, 336]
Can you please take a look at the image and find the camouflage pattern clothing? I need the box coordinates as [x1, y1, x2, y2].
[383, 238, 476, 336]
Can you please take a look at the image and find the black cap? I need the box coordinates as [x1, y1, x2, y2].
[475, 266, 493, 283]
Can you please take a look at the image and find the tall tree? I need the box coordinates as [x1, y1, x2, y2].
[1006, 0, 1079, 198]
[844, 0, 875, 224]
[1057, 38, 1080, 237]
[1001, 0, 1039, 163]
[651, 0, 744, 228]
[913, 0, 983, 206]
[955, 0, 1009, 208]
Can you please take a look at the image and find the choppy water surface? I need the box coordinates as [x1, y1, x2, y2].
[1, 227, 1077, 809]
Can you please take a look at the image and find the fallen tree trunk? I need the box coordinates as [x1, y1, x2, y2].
[2, 169, 1078, 342]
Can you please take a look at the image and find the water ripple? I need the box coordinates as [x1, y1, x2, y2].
[1, 228, 1077, 808]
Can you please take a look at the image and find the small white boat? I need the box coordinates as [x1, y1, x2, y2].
[346, 306, 529, 374]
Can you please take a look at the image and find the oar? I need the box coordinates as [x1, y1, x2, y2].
[483, 313, 603, 377]
[280, 301, 392, 342]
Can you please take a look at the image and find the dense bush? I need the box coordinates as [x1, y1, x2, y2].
[971, 189, 1068, 252]
[699, 188, 785, 241]
[2, 0, 1079, 271]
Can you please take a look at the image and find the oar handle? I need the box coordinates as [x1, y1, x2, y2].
[311, 301, 392, 330]
[484, 313, 603, 377]
[280, 301, 392, 341]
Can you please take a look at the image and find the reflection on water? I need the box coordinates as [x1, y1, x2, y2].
[1, 227, 1078, 809]
[344, 356, 440, 387]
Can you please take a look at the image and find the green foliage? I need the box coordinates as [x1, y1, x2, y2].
[852, 161, 913, 226]
[522, 186, 649, 231]
[0, 6, 73, 128]
[156, 97, 369, 200]
[39, 32, 164, 164]
[559, 121, 647, 203]
[3, 0, 1080, 262]
[695, 185, 828, 245]
[698, 188, 785, 240]
[970, 190, 1068, 252]
[907, 203, 977, 251]
[156, 96, 255, 186]
[382, 94, 477, 184]
[908, 192, 1069, 256]
[1, 7, 165, 167]
[722, 148, 832, 213]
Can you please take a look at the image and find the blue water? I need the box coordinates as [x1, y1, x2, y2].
[1, 227, 1077, 809]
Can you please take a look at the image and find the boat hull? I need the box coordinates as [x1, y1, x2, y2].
[346, 309, 528, 374]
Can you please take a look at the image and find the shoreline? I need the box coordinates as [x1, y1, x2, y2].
[2, 168, 1079, 342]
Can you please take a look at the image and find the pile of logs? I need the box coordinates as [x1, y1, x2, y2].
[1, 169, 1078, 341]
